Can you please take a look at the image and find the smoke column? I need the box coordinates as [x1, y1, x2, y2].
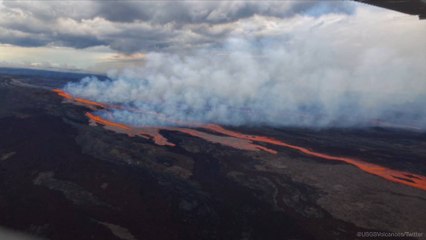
[64, 11, 426, 129]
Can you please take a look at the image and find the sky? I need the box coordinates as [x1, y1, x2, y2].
[0, 0, 423, 72]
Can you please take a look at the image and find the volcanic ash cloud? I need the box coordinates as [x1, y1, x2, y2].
[64, 13, 426, 129]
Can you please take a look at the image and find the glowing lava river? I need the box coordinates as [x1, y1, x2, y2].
[54, 89, 426, 191]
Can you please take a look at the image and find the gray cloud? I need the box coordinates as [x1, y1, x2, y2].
[0, 0, 356, 52]
[93, 1, 354, 24]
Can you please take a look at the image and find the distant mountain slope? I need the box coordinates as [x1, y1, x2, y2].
[0, 67, 107, 88]
[0, 67, 105, 81]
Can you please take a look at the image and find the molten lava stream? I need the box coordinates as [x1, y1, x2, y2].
[203, 124, 426, 191]
[53, 89, 107, 109]
[85, 112, 276, 152]
[86, 112, 175, 146]
[53, 89, 426, 191]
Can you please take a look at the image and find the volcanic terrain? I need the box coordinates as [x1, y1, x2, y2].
[0, 70, 425, 240]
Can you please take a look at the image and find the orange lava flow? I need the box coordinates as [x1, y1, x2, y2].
[86, 112, 131, 131]
[203, 124, 426, 191]
[169, 127, 277, 153]
[86, 112, 175, 146]
[53, 89, 107, 109]
[85, 111, 274, 152]
[53, 89, 426, 191]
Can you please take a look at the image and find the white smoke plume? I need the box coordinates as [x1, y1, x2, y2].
[64, 10, 426, 129]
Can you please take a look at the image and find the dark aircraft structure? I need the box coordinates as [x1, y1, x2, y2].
[355, 0, 426, 19]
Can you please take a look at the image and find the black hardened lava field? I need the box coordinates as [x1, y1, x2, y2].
[0, 71, 425, 240]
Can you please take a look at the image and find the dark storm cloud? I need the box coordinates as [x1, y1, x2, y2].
[94, 1, 354, 24]
[0, 35, 47, 47]
[0, 0, 356, 52]
[55, 34, 107, 49]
